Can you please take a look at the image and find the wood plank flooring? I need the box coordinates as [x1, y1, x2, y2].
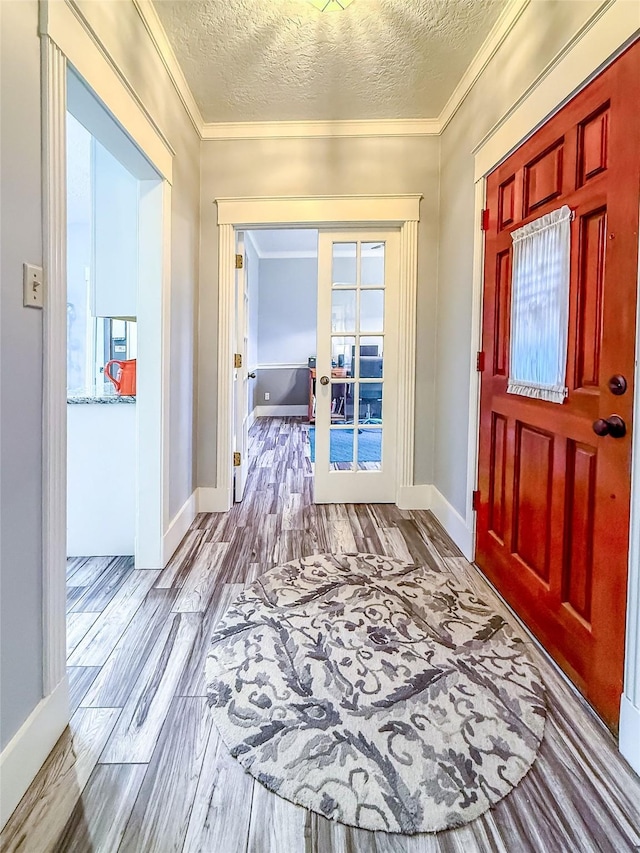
[2, 417, 640, 852]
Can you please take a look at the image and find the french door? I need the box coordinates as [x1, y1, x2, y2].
[314, 230, 399, 503]
[476, 41, 640, 728]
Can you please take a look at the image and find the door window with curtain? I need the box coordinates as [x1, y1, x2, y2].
[507, 205, 572, 404]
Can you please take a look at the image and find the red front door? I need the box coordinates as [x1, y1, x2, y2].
[476, 41, 640, 729]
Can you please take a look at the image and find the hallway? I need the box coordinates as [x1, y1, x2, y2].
[2, 418, 640, 851]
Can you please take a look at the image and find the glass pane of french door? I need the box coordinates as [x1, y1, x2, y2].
[315, 232, 398, 504]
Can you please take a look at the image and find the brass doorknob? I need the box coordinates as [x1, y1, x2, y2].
[319, 375, 330, 386]
[592, 415, 626, 438]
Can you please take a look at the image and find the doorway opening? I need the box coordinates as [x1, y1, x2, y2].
[215, 195, 420, 515]
[233, 226, 400, 508]
[65, 69, 164, 662]
[233, 228, 318, 503]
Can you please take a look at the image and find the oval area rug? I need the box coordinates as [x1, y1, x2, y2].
[206, 553, 546, 833]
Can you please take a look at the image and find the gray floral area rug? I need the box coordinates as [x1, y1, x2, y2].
[206, 553, 546, 833]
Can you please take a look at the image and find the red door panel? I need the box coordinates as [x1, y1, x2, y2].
[477, 41, 640, 729]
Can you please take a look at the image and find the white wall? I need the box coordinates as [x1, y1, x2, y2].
[67, 404, 136, 555]
[198, 135, 441, 487]
[434, 0, 606, 518]
[257, 257, 317, 366]
[0, 0, 44, 752]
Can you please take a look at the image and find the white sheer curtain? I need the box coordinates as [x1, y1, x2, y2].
[507, 205, 572, 404]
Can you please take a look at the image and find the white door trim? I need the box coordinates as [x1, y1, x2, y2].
[41, 0, 174, 181]
[41, 34, 68, 696]
[215, 195, 421, 512]
[468, 7, 639, 764]
[39, 2, 173, 700]
[136, 179, 171, 569]
[233, 231, 249, 501]
[217, 222, 236, 512]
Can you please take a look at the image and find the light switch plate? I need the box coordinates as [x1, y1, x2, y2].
[23, 263, 44, 309]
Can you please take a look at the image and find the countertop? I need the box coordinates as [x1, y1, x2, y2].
[67, 387, 136, 404]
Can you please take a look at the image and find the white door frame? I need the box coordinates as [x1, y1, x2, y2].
[233, 231, 249, 501]
[40, 2, 173, 700]
[215, 196, 421, 513]
[466, 6, 639, 769]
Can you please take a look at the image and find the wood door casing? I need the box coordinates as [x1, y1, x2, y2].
[477, 41, 640, 729]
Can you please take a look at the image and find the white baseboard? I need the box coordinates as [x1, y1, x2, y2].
[255, 405, 308, 418]
[429, 486, 474, 560]
[396, 484, 433, 510]
[0, 677, 69, 829]
[396, 484, 474, 559]
[620, 694, 640, 777]
[162, 491, 197, 566]
[247, 408, 257, 430]
[196, 486, 232, 513]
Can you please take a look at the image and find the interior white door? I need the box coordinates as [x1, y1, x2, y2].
[314, 230, 399, 503]
[233, 231, 250, 501]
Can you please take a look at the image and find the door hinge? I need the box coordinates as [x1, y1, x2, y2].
[234, 353, 242, 369]
[481, 208, 490, 231]
[235, 253, 243, 269]
[233, 451, 241, 467]
[472, 490, 481, 512]
[476, 351, 486, 372]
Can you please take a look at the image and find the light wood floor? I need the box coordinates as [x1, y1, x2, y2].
[3, 417, 640, 852]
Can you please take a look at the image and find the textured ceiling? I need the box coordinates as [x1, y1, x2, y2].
[152, 0, 507, 123]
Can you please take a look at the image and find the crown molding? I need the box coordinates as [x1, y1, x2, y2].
[131, 0, 205, 136]
[201, 118, 440, 141]
[438, 0, 531, 133]
[132, 0, 532, 143]
[72, 0, 624, 152]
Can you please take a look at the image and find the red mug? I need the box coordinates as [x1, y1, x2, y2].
[104, 359, 136, 396]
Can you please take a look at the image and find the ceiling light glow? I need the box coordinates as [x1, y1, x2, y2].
[308, 0, 354, 11]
